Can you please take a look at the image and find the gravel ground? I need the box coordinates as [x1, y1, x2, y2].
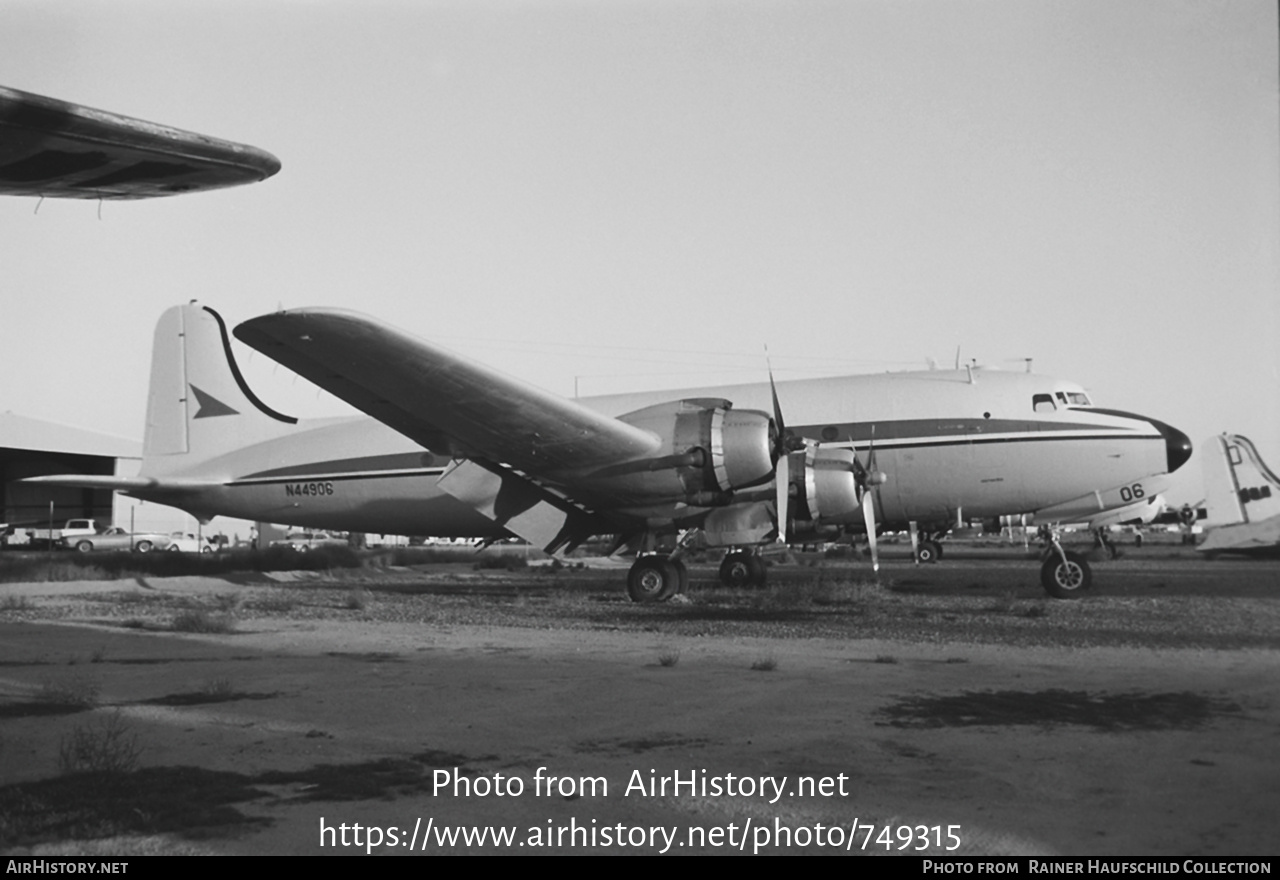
[3, 551, 1277, 650]
[1, 549, 1277, 856]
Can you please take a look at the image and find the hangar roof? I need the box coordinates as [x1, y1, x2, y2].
[0, 411, 140, 459]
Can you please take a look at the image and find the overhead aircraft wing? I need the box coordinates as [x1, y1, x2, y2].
[234, 309, 663, 475]
[0, 86, 280, 199]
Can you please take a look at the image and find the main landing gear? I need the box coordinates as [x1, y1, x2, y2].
[906, 521, 944, 564]
[718, 550, 766, 588]
[915, 539, 943, 564]
[627, 555, 688, 603]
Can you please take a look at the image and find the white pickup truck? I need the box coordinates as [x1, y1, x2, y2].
[24, 519, 102, 549]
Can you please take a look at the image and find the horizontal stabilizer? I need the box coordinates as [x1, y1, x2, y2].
[22, 474, 217, 495]
[0, 86, 280, 199]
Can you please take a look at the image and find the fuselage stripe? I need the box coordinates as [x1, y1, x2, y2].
[228, 468, 446, 486]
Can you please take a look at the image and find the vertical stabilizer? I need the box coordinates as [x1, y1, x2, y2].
[1202, 434, 1280, 527]
[142, 303, 299, 477]
[144, 306, 190, 456]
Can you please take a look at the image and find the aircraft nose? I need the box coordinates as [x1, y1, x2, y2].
[1154, 419, 1193, 473]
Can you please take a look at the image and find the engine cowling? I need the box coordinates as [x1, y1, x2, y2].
[794, 447, 862, 525]
[710, 406, 775, 492]
[614, 398, 775, 499]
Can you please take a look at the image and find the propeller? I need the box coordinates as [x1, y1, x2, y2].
[852, 426, 888, 572]
[766, 352, 804, 544]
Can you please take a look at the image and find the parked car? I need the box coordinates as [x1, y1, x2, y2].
[166, 532, 216, 553]
[64, 526, 174, 553]
[270, 532, 348, 552]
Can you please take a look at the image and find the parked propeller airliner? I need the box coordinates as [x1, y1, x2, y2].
[27, 303, 1192, 601]
[2, 86, 1193, 600]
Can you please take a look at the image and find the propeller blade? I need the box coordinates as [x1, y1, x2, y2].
[775, 453, 790, 543]
[766, 349, 788, 457]
[862, 488, 879, 572]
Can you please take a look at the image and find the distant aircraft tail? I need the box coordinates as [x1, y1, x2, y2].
[142, 303, 301, 477]
[1201, 434, 1280, 528]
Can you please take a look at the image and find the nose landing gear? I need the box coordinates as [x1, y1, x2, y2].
[1039, 530, 1093, 599]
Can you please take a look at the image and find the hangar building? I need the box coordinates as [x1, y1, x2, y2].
[1, 411, 140, 529]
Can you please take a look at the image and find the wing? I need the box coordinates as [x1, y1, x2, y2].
[0, 86, 280, 199]
[234, 309, 663, 476]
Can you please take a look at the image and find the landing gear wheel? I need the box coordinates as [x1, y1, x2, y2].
[917, 541, 942, 564]
[628, 556, 678, 603]
[666, 558, 688, 599]
[719, 551, 765, 588]
[1040, 551, 1092, 599]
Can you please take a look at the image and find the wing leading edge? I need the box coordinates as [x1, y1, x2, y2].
[0, 86, 280, 199]
[233, 309, 663, 477]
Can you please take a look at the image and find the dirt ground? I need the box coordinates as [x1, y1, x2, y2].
[0, 547, 1277, 856]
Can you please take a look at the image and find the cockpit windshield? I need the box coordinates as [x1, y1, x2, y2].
[1034, 390, 1091, 412]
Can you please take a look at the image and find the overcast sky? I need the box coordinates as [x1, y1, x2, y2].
[1, 0, 1276, 505]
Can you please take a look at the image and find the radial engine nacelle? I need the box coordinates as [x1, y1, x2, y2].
[782, 445, 886, 538]
[593, 398, 776, 502]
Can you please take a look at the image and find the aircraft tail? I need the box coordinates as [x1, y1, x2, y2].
[143, 303, 301, 477]
[1201, 434, 1280, 527]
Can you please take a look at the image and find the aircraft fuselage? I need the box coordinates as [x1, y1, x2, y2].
[134, 368, 1189, 538]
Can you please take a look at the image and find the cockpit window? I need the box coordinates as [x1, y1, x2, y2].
[1065, 392, 1091, 406]
[1032, 393, 1056, 413]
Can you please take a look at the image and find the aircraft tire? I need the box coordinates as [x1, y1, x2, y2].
[664, 558, 688, 600]
[1040, 551, 1092, 599]
[719, 552, 756, 588]
[917, 541, 941, 564]
[628, 556, 675, 603]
